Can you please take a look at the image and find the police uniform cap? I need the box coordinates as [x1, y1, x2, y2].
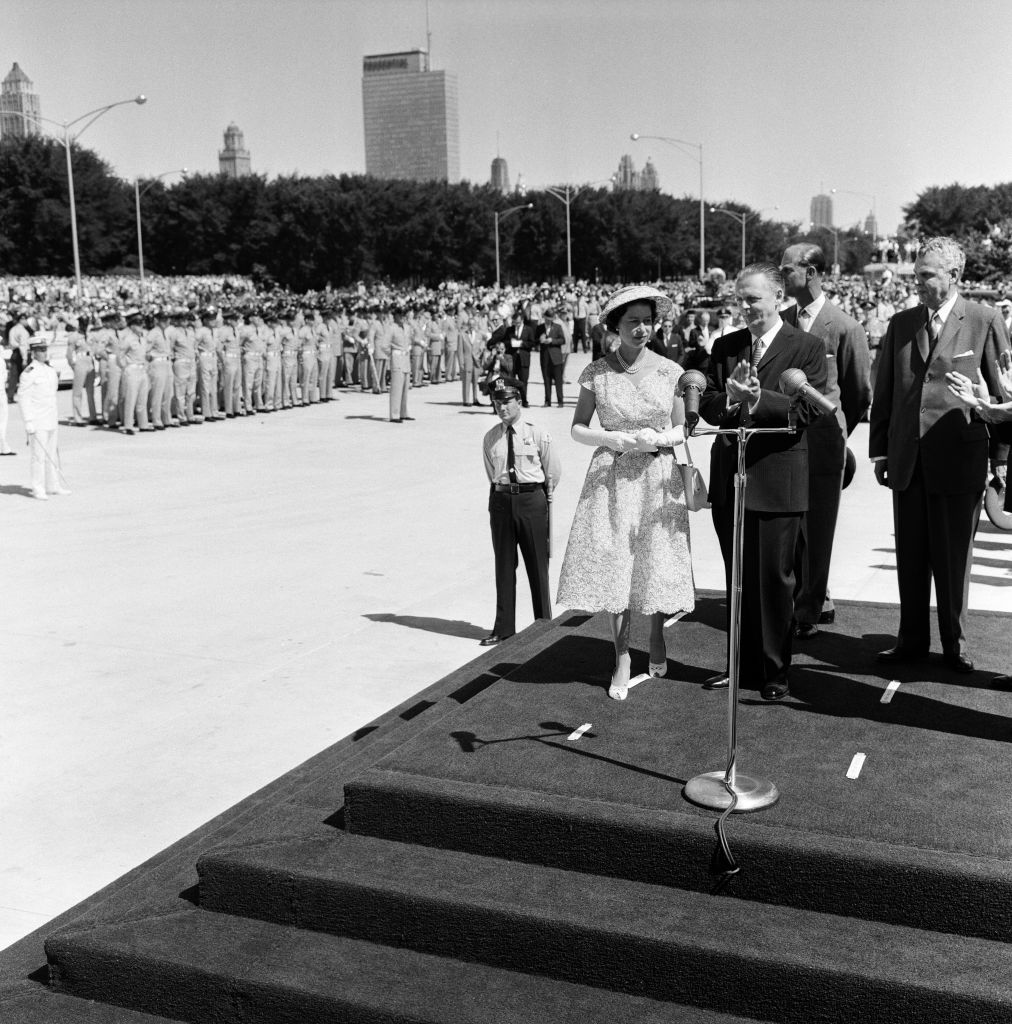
[489, 376, 522, 402]
[29, 337, 49, 351]
[123, 307, 143, 324]
[100, 308, 119, 321]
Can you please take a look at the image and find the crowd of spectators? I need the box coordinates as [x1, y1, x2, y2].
[3, 270, 1012, 422]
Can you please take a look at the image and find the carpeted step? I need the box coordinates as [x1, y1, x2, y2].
[1, 985, 173, 1023]
[45, 907, 773, 1024]
[343, 767, 1012, 941]
[195, 832, 1012, 1023]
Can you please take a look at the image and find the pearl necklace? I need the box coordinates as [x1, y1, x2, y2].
[615, 345, 645, 373]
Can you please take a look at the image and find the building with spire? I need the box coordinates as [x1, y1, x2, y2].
[640, 158, 659, 191]
[218, 123, 251, 178]
[362, 49, 459, 183]
[614, 154, 659, 192]
[490, 156, 510, 195]
[0, 63, 42, 140]
[810, 193, 833, 229]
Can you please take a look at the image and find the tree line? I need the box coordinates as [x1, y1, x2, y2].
[0, 135, 904, 291]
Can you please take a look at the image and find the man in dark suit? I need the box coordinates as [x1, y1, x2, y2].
[648, 314, 680, 361]
[870, 236, 1011, 673]
[536, 306, 566, 406]
[780, 244, 872, 638]
[492, 310, 536, 407]
[699, 261, 828, 700]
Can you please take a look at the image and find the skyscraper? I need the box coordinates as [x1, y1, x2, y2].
[614, 154, 640, 191]
[362, 50, 459, 183]
[491, 156, 510, 195]
[810, 193, 833, 229]
[640, 158, 660, 192]
[0, 63, 42, 140]
[218, 123, 251, 178]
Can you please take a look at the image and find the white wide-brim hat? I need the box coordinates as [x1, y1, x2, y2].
[599, 285, 674, 325]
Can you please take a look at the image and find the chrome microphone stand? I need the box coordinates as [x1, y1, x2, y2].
[683, 415, 796, 813]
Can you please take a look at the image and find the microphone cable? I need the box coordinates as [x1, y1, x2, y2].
[710, 776, 741, 881]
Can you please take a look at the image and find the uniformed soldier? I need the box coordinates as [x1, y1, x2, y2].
[18, 338, 68, 499]
[168, 308, 197, 424]
[297, 310, 319, 405]
[218, 308, 243, 416]
[64, 313, 99, 424]
[480, 376, 561, 645]
[316, 312, 334, 402]
[240, 308, 268, 414]
[146, 308, 174, 428]
[194, 308, 220, 422]
[279, 310, 299, 408]
[118, 309, 152, 434]
[90, 308, 119, 427]
[262, 308, 282, 411]
[387, 306, 412, 423]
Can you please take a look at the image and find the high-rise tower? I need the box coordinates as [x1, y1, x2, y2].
[218, 123, 251, 178]
[0, 63, 42, 139]
[490, 156, 510, 194]
[810, 193, 833, 229]
[362, 50, 459, 183]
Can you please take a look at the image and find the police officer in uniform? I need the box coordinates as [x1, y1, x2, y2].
[480, 376, 561, 645]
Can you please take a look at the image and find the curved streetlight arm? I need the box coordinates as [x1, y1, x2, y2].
[138, 168, 188, 199]
[68, 96, 147, 141]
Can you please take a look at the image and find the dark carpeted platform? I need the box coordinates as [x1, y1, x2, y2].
[3, 597, 1010, 1022]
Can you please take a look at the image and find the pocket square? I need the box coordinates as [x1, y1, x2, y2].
[953, 350, 975, 358]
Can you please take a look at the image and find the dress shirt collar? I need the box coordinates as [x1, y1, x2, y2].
[798, 293, 826, 323]
[931, 291, 958, 326]
[751, 315, 783, 351]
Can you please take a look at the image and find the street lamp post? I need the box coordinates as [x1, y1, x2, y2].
[9, 96, 147, 299]
[830, 188, 877, 242]
[493, 202, 534, 288]
[136, 169, 187, 299]
[631, 132, 704, 280]
[709, 206, 778, 270]
[543, 178, 614, 281]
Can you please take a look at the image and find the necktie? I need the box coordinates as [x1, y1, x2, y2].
[750, 337, 763, 369]
[798, 308, 811, 326]
[507, 425, 517, 483]
[929, 313, 941, 340]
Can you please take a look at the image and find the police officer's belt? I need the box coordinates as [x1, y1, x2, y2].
[493, 482, 543, 493]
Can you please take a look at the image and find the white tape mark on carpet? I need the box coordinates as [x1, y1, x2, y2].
[847, 753, 866, 779]
[567, 723, 592, 741]
[881, 680, 901, 704]
[627, 673, 651, 690]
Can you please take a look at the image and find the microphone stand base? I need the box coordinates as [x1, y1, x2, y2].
[683, 770, 780, 813]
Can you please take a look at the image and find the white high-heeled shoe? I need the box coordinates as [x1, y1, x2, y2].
[609, 668, 629, 700]
[648, 660, 667, 678]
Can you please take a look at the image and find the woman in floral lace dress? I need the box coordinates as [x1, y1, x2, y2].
[557, 285, 695, 700]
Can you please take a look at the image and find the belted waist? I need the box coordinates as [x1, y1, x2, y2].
[223, 351, 240, 358]
[149, 356, 169, 362]
[492, 482, 544, 494]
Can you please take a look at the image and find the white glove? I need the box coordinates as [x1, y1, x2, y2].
[572, 423, 637, 452]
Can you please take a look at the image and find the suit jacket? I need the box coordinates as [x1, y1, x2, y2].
[535, 322, 566, 365]
[492, 323, 537, 366]
[784, 299, 871, 474]
[699, 322, 828, 513]
[869, 297, 1011, 494]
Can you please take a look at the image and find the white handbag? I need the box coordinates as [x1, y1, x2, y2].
[676, 428, 710, 511]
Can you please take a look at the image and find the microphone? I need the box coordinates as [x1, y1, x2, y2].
[678, 369, 707, 434]
[779, 368, 837, 416]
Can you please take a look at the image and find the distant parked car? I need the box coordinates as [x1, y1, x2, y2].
[18, 330, 73, 388]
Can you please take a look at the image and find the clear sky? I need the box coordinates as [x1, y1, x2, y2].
[8, 0, 1012, 239]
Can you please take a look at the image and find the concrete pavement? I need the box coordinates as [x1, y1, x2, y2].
[1, 352, 1009, 950]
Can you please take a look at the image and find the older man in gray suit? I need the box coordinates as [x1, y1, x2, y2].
[870, 236, 1011, 673]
